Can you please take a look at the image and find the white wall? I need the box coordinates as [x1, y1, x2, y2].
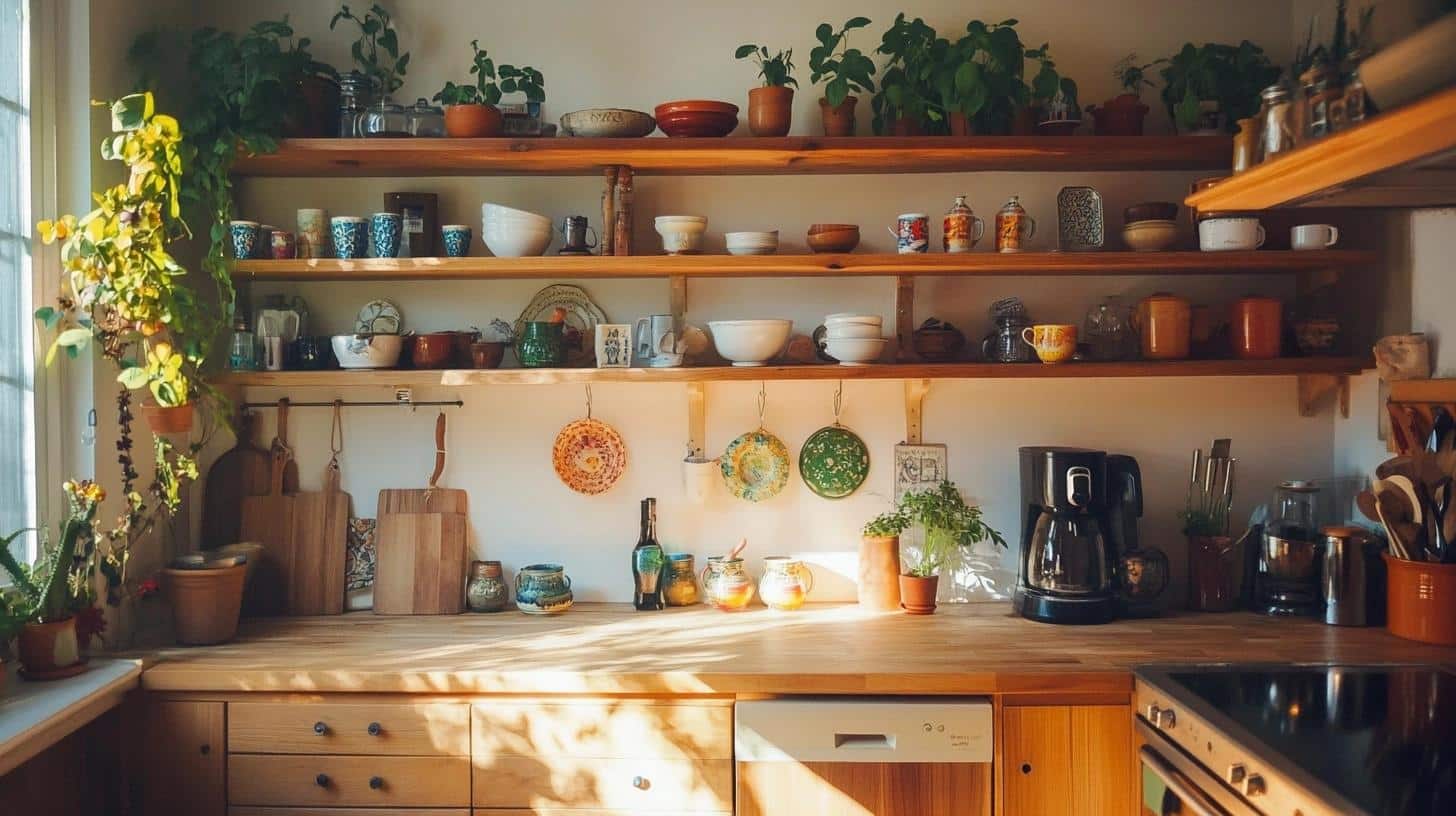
[195, 0, 1343, 605]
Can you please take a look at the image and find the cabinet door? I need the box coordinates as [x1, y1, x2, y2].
[738, 760, 991, 816]
[1071, 705, 1136, 815]
[141, 700, 226, 816]
[1001, 706, 1073, 815]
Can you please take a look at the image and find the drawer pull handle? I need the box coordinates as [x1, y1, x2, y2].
[313, 721, 328, 736]
[632, 775, 650, 790]
[368, 721, 382, 736]
[1020, 763, 1033, 775]
[199, 744, 210, 756]
[369, 776, 384, 790]
[315, 773, 331, 788]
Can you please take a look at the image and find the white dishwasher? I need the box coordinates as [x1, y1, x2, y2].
[735, 698, 994, 816]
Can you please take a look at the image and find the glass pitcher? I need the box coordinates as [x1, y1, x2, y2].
[759, 556, 814, 611]
[982, 315, 1035, 362]
[701, 556, 755, 611]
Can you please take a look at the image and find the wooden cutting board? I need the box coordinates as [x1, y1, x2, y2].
[374, 413, 468, 615]
[238, 445, 296, 616]
[201, 411, 297, 548]
[288, 457, 351, 616]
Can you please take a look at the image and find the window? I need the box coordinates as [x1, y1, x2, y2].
[0, 0, 37, 564]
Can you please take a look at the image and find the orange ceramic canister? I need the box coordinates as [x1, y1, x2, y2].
[1230, 296, 1283, 359]
[1385, 554, 1456, 645]
[1135, 293, 1192, 360]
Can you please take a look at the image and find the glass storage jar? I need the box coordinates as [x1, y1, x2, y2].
[663, 553, 699, 607]
[406, 98, 446, 137]
[361, 98, 410, 138]
[337, 70, 374, 138]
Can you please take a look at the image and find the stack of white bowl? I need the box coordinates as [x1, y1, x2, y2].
[481, 203, 552, 257]
[823, 313, 886, 365]
[654, 215, 708, 254]
[724, 230, 779, 255]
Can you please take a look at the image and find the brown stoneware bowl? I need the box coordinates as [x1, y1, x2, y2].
[471, 341, 506, 369]
[1124, 201, 1179, 224]
[654, 100, 739, 137]
[807, 226, 861, 253]
[411, 332, 455, 369]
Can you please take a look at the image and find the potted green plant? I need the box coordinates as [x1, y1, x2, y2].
[1160, 41, 1278, 133]
[872, 14, 939, 135]
[736, 44, 798, 137]
[808, 16, 877, 136]
[331, 3, 412, 135]
[897, 481, 1008, 615]
[860, 509, 910, 611]
[1088, 54, 1163, 136]
[943, 19, 1032, 136]
[433, 40, 544, 138]
[1024, 43, 1079, 134]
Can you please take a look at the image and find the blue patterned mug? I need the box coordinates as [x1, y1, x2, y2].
[228, 220, 261, 260]
[331, 216, 368, 260]
[515, 563, 573, 615]
[442, 224, 472, 258]
[370, 212, 403, 258]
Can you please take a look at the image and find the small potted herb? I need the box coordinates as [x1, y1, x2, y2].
[433, 40, 544, 138]
[1088, 54, 1163, 136]
[897, 481, 1007, 614]
[1025, 43, 1079, 133]
[860, 508, 910, 611]
[871, 14, 939, 136]
[736, 44, 799, 137]
[1159, 41, 1278, 134]
[331, 4, 412, 136]
[808, 17, 877, 136]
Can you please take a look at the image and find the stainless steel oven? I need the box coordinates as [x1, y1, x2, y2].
[1137, 718, 1258, 816]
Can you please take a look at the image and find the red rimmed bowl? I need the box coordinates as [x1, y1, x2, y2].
[654, 100, 739, 137]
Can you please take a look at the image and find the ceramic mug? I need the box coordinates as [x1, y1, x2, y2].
[594, 324, 632, 368]
[635, 314, 680, 367]
[1021, 324, 1077, 364]
[441, 224, 473, 257]
[888, 213, 930, 254]
[1291, 224, 1340, 250]
[254, 225, 278, 259]
[330, 216, 368, 260]
[1230, 296, 1283, 359]
[370, 212, 403, 258]
[270, 230, 296, 260]
[1135, 294, 1192, 360]
[683, 456, 720, 504]
[1198, 217, 1265, 251]
[228, 220, 260, 260]
[296, 208, 330, 258]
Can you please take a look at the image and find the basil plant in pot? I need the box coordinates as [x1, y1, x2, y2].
[897, 481, 1008, 614]
[808, 16, 877, 136]
[1088, 53, 1164, 136]
[872, 14, 939, 135]
[860, 508, 910, 612]
[736, 44, 798, 137]
[1160, 41, 1278, 134]
[434, 39, 545, 138]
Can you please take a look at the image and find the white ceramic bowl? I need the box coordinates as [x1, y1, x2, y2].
[655, 215, 708, 254]
[1123, 219, 1178, 252]
[826, 323, 882, 339]
[482, 202, 551, 227]
[725, 230, 779, 256]
[708, 319, 792, 366]
[825, 313, 883, 325]
[824, 337, 888, 365]
[332, 334, 404, 369]
[482, 222, 552, 257]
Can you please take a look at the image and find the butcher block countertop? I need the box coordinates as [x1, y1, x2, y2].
[137, 603, 1456, 696]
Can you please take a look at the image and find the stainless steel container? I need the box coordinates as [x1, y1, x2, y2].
[1322, 525, 1375, 626]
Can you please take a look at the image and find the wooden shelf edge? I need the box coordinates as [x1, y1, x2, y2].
[211, 357, 1369, 388]
[231, 250, 1376, 282]
[1389, 378, 1456, 402]
[231, 135, 1233, 178]
[1185, 86, 1456, 211]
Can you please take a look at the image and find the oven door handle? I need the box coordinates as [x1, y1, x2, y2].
[1140, 745, 1228, 816]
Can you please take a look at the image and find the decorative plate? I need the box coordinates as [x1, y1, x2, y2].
[552, 418, 627, 495]
[515, 284, 608, 367]
[799, 425, 870, 499]
[1056, 186, 1105, 251]
[355, 299, 403, 334]
[721, 429, 790, 502]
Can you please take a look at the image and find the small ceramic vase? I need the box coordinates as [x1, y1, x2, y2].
[515, 563, 573, 615]
[466, 560, 510, 612]
[296, 208, 330, 258]
[370, 212, 403, 258]
[516, 321, 565, 368]
[994, 195, 1036, 253]
[270, 230, 296, 260]
[759, 556, 814, 611]
[701, 556, 755, 611]
[663, 553, 699, 607]
[442, 225, 473, 257]
[330, 217, 368, 260]
[228, 220, 260, 260]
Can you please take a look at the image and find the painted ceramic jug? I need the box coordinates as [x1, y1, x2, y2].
[759, 556, 814, 611]
[942, 195, 985, 253]
[466, 560, 509, 613]
[515, 563, 573, 615]
[701, 556, 755, 611]
[994, 195, 1037, 253]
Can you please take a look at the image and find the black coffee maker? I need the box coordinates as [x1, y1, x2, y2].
[1014, 447, 1142, 624]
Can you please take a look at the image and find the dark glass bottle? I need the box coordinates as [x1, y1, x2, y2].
[632, 497, 665, 611]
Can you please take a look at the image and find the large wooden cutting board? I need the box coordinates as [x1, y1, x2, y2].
[201, 411, 297, 548]
[374, 413, 468, 615]
[238, 445, 295, 616]
[288, 459, 350, 616]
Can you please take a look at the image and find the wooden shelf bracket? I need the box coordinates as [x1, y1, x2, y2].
[904, 379, 931, 444]
[895, 275, 916, 362]
[686, 381, 706, 459]
[1297, 373, 1351, 418]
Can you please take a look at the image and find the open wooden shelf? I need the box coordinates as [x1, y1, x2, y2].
[230, 135, 1233, 178]
[232, 250, 1374, 282]
[1186, 86, 1456, 210]
[212, 357, 1368, 388]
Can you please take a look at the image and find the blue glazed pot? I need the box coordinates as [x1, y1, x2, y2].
[515, 563, 573, 615]
[229, 220, 260, 260]
[331, 217, 369, 260]
[442, 225, 473, 258]
[370, 212, 403, 258]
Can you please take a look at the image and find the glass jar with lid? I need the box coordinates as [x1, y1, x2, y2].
[361, 98, 410, 138]
[337, 71, 374, 138]
[1255, 83, 1296, 163]
[1083, 296, 1134, 361]
[406, 98, 445, 137]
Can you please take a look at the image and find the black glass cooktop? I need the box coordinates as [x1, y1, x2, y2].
[1166, 667, 1456, 815]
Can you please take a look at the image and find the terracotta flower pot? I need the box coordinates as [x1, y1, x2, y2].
[165, 564, 247, 646]
[444, 103, 503, 138]
[899, 573, 940, 615]
[948, 111, 974, 137]
[858, 536, 903, 612]
[819, 95, 857, 137]
[143, 401, 194, 435]
[747, 85, 794, 137]
[890, 116, 924, 137]
[1087, 95, 1150, 136]
[17, 617, 84, 678]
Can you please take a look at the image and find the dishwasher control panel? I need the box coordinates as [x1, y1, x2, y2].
[735, 698, 994, 763]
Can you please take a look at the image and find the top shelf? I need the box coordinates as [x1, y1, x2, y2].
[1186, 86, 1456, 211]
[230, 135, 1233, 178]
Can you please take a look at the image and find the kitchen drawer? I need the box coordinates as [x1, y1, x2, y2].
[476, 811, 730, 815]
[229, 701, 470, 755]
[471, 701, 731, 760]
[229, 755, 471, 807]
[473, 755, 732, 812]
[232, 810, 467, 816]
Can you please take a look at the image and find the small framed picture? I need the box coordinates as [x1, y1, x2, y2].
[894, 443, 948, 502]
[595, 324, 632, 368]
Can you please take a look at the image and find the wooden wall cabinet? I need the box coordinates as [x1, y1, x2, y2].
[1000, 704, 1135, 816]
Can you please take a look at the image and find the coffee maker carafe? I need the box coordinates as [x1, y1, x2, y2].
[1014, 447, 1141, 624]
